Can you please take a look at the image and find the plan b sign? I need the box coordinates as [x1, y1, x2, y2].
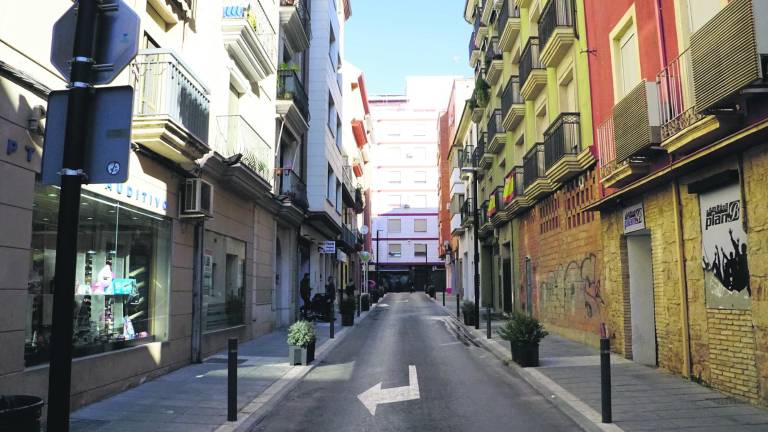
[623, 203, 645, 234]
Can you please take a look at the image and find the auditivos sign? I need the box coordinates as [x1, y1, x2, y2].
[699, 183, 750, 309]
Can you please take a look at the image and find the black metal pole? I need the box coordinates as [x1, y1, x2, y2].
[600, 336, 612, 423]
[330, 295, 335, 339]
[375, 230, 380, 294]
[47, 2, 98, 429]
[472, 174, 480, 330]
[442, 287, 445, 306]
[487, 268, 493, 339]
[456, 293, 461, 318]
[228, 338, 238, 421]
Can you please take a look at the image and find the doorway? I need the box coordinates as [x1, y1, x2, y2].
[525, 257, 533, 316]
[503, 259, 512, 312]
[627, 233, 657, 366]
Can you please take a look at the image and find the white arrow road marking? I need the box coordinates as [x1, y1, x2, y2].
[357, 365, 420, 415]
[395, 300, 409, 303]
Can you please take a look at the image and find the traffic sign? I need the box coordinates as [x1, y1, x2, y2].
[42, 86, 134, 185]
[51, 0, 140, 85]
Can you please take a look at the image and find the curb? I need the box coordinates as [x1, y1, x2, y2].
[215, 296, 385, 432]
[437, 302, 624, 432]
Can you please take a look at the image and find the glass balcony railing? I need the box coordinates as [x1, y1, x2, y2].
[523, 143, 546, 189]
[133, 49, 210, 144]
[277, 69, 309, 120]
[215, 115, 273, 184]
[544, 113, 581, 170]
[275, 167, 308, 209]
[539, 0, 575, 52]
[520, 38, 543, 89]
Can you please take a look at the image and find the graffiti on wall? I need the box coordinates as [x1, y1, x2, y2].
[539, 253, 604, 322]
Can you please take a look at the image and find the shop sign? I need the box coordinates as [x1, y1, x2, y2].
[320, 241, 336, 254]
[700, 183, 750, 309]
[622, 203, 645, 234]
[85, 181, 168, 215]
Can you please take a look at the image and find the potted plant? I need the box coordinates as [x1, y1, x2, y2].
[340, 297, 356, 326]
[369, 288, 380, 304]
[360, 293, 370, 311]
[497, 312, 548, 367]
[287, 320, 316, 365]
[461, 300, 477, 326]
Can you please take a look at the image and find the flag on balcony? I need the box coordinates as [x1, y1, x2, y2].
[503, 173, 515, 204]
[487, 194, 498, 218]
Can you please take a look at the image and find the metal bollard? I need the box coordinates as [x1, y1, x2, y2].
[600, 336, 612, 423]
[330, 299, 335, 339]
[357, 294, 361, 317]
[442, 289, 445, 306]
[228, 337, 238, 422]
[456, 294, 460, 319]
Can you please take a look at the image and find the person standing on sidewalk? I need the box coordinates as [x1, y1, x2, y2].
[300, 273, 311, 319]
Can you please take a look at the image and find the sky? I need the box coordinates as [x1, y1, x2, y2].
[344, 0, 474, 96]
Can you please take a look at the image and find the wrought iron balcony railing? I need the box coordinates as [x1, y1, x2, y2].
[473, 133, 487, 166]
[277, 69, 309, 120]
[473, 4, 485, 34]
[480, 200, 491, 226]
[276, 167, 308, 209]
[461, 198, 475, 224]
[539, 0, 576, 52]
[520, 38, 543, 89]
[487, 109, 504, 143]
[498, 0, 521, 30]
[485, 36, 502, 67]
[469, 31, 478, 60]
[657, 49, 703, 142]
[503, 167, 525, 204]
[523, 143, 546, 189]
[502, 76, 523, 116]
[133, 49, 210, 144]
[544, 113, 581, 170]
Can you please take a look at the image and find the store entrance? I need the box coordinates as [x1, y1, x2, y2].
[627, 232, 657, 366]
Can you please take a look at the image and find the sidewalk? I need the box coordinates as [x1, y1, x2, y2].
[435, 297, 768, 432]
[69, 308, 372, 432]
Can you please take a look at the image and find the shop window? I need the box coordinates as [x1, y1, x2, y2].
[414, 218, 427, 232]
[203, 231, 246, 331]
[388, 243, 402, 257]
[26, 184, 171, 366]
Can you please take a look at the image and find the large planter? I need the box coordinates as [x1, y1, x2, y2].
[463, 315, 477, 326]
[361, 295, 370, 311]
[288, 340, 315, 366]
[341, 313, 355, 326]
[511, 342, 540, 367]
[0, 395, 44, 432]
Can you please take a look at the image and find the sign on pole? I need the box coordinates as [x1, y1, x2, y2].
[42, 86, 134, 185]
[51, 0, 140, 85]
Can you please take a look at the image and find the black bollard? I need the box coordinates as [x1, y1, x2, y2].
[442, 289, 445, 306]
[330, 298, 335, 339]
[456, 294, 460, 318]
[227, 338, 238, 422]
[600, 336, 612, 423]
[357, 294, 361, 317]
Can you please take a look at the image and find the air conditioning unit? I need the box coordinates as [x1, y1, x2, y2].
[181, 178, 214, 218]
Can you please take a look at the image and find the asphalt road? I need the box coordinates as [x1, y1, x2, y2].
[252, 292, 578, 432]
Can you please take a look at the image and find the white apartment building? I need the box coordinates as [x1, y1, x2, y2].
[369, 77, 457, 292]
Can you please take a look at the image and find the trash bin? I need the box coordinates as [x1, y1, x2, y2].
[0, 395, 44, 432]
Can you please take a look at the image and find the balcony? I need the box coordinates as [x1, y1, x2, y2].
[543, 113, 593, 184]
[222, 4, 276, 83]
[502, 76, 525, 130]
[657, 49, 725, 155]
[689, 0, 768, 115]
[489, 186, 507, 226]
[469, 32, 481, 66]
[520, 38, 547, 100]
[499, 1, 521, 52]
[473, 5, 488, 47]
[502, 167, 531, 216]
[461, 199, 475, 228]
[132, 49, 210, 163]
[354, 187, 365, 213]
[538, 0, 576, 67]
[276, 168, 309, 210]
[279, 0, 311, 53]
[613, 82, 661, 162]
[487, 109, 506, 153]
[514, 0, 534, 8]
[597, 115, 649, 189]
[215, 115, 273, 185]
[485, 37, 504, 85]
[451, 212, 464, 235]
[522, 143, 555, 201]
[481, 0, 498, 27]
[475, 133, 493, 170]
[276, 69, 310, 131]
[479, 200, 493, 235]
[342, 165, 355, 206]
[459, 145, 475, 179]
[338, 224, 357, 252]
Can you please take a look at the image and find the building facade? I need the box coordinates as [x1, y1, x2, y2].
[369, 78, 456, 292]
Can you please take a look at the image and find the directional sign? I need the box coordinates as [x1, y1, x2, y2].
[357, 365, 420, 415]
[42, 86, 134, 185]
[320, 241, 337, 254]
[51, 0, 140, 85]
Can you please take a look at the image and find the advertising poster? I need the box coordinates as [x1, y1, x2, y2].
[699, 183, 750, 309]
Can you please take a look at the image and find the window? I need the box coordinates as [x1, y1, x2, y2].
[388, 219, 402, 233]
[414, 243, 427, 257]
[388, 243, 402, 257]
[327, 94, 336, 136]
[336, 180, 342, 213]
[414, 219, 427, 232]
[412, 195, 427, 208]
[412, 147, 426, 160]
[610, 8, 641, 101]
[388, 171, 402, 183]
[558, 71, 577, 113]
[27, 184, 171, 366]
[686, 0, 723, 34]
[327, 166, 335, 202]
[203, 231, 246, 331]
[388, 195, 401, 208]
[414, 171, 427, 183]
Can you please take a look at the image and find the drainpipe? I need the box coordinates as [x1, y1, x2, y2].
[191, 219, 205, 363]
[654, 0, 670, 69]
[672, 180, 693, 378]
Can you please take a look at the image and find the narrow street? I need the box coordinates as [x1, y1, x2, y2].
[252, 292, 577, 432]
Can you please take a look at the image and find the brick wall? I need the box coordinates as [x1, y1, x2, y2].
[519, 170, 603, 345]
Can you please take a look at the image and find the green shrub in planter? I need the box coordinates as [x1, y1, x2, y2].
[340, 297, 356, 326]
[496, 312, 548, 367]
[287, 320, 316, 365]
[461, 300, 477, 326]
[361, 293, 370, 311]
